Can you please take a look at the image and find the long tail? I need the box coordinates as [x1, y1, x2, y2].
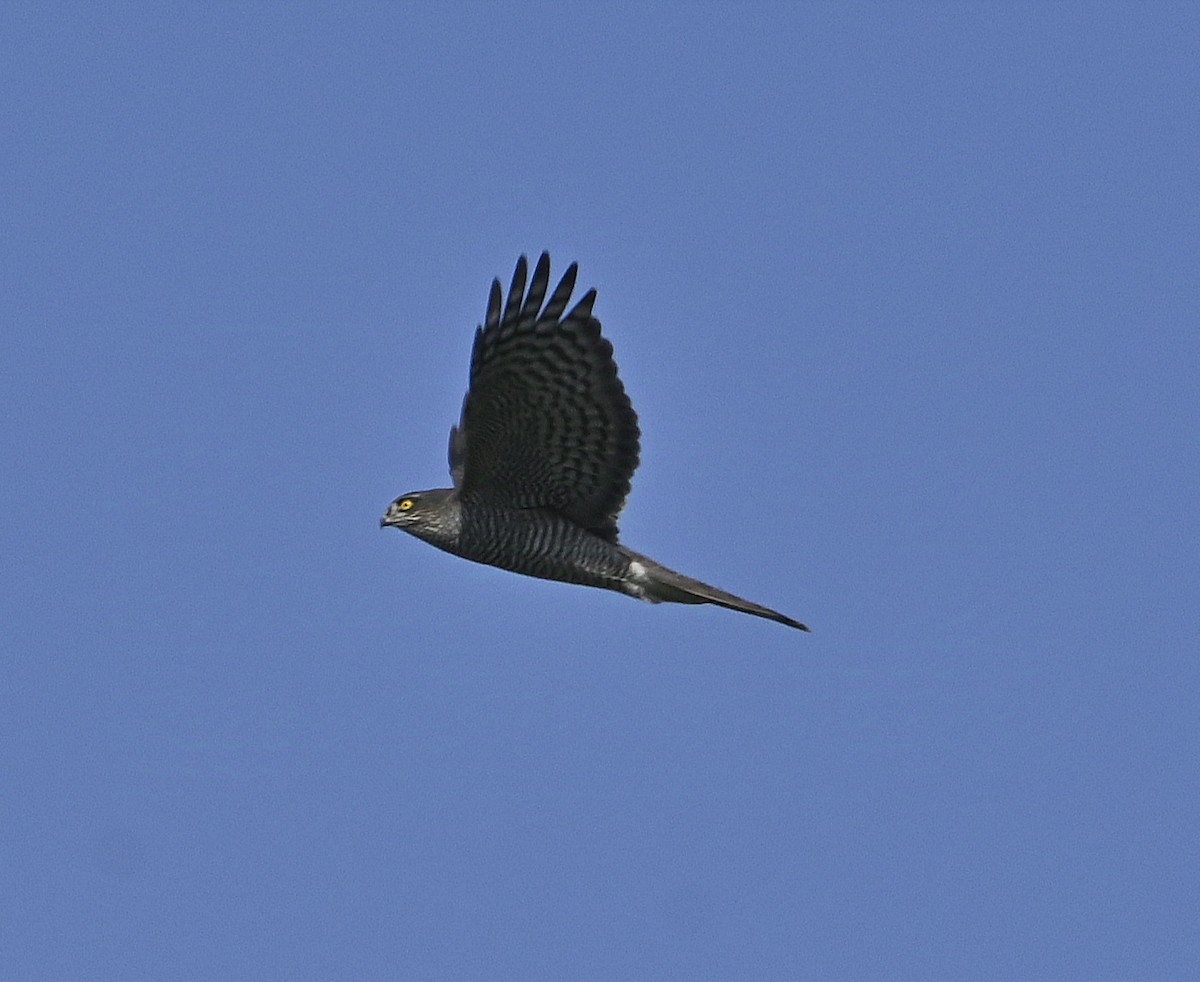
[621, 548, 810, 632]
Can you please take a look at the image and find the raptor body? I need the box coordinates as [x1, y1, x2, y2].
[381, 253, 809, 632]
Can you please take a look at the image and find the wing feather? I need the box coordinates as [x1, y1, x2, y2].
[449, 253, 640, 540]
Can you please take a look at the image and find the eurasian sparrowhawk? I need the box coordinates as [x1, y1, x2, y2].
[381, 253, 809, 631]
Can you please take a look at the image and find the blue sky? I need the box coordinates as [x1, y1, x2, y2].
[3, 3, 1198, 979]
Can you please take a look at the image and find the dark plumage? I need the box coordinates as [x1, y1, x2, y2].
[381, 253, 809, 632]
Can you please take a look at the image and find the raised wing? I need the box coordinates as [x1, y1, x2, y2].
[450, 253, 640, 541]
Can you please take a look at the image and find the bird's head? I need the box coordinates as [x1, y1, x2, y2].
[380, 489, 460, 540]
[380, 492, 427, 530]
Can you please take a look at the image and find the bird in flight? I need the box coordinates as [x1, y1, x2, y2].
[381, 253, 809, 631]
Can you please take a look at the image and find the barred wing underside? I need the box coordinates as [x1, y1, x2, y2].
[450, 253, 641, 542]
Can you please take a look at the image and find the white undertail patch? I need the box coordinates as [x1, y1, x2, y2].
[625, 559, 656, 602]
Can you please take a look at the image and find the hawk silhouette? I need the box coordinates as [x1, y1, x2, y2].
[382, 253, 809, 631]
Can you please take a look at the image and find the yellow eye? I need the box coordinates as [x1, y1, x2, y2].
[398, 499, 414, 511]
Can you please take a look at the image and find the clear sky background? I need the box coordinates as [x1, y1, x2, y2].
[3, 4, 1197, 980]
